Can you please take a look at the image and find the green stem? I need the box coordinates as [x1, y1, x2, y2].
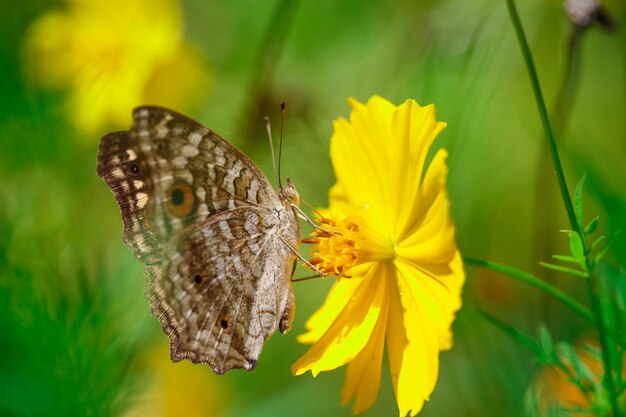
[504, 1, 621, 415]
[531, 27, 582, 278]
[465, 257, 593, 324]
[504, 0, 578, 232]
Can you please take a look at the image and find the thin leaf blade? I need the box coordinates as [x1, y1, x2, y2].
[540, 261, 588, 278]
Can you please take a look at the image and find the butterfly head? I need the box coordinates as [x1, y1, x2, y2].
[279, 177, 300, 206]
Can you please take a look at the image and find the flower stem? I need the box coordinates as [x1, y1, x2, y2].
[504, 0, 621, 414]
[464, 257, 593, 324]
[504, 0, 577, 232]
[532, 26, 583, 277]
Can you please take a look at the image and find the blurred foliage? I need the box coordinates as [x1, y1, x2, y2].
[525, 336, 626, 417]
[0, 0, 624, 416]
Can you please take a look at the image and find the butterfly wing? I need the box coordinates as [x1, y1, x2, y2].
[148, 205, 297, 373]
[97, 106, 280, 263]
[97, 106, 299, 373]
[96, 131, 162, 264]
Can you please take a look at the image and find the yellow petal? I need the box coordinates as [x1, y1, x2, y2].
[394, 256, 464, 351]
[390, 100, 446, 235]
[292, 265, 386, 377]
[395, 101, 446, 191]
[340, 276, 388, 415]
[386, 265, 440, 417]
[329, 97, 447, 241]
[327, 182, 353, 219]
[330, 117, 385, 214]
[296, 270, 365, 344]
[330, 97, 394, 219]
[398, 149, 457, 264]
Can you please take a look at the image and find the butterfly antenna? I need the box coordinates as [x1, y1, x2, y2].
[264, 116, 281, 188]
[278, 102, 286, 188]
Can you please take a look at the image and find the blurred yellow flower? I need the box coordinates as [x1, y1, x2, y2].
[124, 343, 229, 417]
[292, 96, 465, 416]
[24, 0, 210, 135]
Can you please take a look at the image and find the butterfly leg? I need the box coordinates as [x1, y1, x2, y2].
[291, 273, 324, 282]
[291, 204, 339, 235]
[279, 236, 328, 276]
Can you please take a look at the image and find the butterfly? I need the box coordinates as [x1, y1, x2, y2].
[97, 106, 301, 374]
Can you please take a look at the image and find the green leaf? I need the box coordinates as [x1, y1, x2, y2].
[574, 173, 587, 230]
[590, 235, 606, 252]
[537, 323, 554, 362]
[592, 230, 622, 268]
[568, 232, 587, 269]
[540, 261, 588, 278]
[584, 215, 599, 236]
[568, 232, 585, 259]
[552, 254, 579, 264]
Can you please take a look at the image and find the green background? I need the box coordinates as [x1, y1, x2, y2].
[1, 0, 624, 416]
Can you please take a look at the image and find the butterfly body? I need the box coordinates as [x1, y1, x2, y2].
[97, 106, 298, 374]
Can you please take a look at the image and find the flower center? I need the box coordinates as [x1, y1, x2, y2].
[303, 215, 395, 278]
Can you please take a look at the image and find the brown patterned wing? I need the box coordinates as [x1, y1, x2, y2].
[97, 106, 300, 373]
[147, 205, 297, 374]
[97, 131, 162, 264]
[97, 106, 280, 264]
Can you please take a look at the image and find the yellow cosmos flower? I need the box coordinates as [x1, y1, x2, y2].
[25, 0, 209, 135]
[292, 96, 465, 416]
